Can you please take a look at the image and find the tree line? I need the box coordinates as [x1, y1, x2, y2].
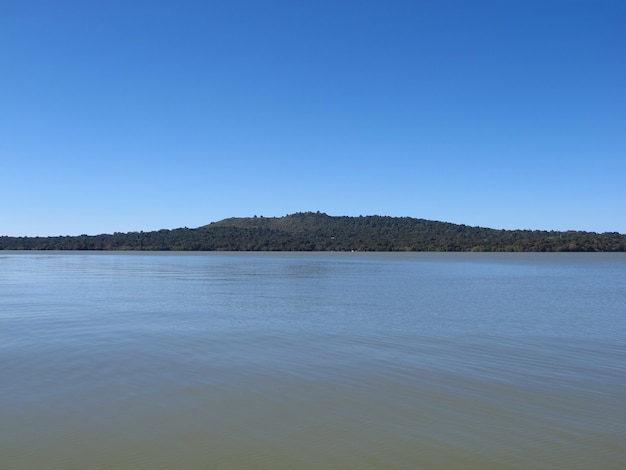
[1, 212, 625, 252]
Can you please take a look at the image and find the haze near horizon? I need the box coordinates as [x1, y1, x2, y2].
[1, 0, 624, 237]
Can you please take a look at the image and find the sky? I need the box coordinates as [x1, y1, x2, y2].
[1, 0, 624, 237]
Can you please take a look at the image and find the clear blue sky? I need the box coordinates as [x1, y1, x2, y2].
[1, 0, 624, 236]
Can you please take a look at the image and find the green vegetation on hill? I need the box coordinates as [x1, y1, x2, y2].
[1, 212, 625, 252]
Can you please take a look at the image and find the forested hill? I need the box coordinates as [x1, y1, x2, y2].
[1, 212, 625, 252]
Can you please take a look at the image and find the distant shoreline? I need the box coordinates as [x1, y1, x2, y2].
[2, 213, 624, 252]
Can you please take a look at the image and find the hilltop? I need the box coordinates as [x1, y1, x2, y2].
[1, 212, 624, 252]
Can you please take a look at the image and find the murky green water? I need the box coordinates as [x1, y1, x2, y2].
[1, 252, 625, 469]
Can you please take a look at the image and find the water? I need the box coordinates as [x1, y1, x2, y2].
[1, 252, 625, 469]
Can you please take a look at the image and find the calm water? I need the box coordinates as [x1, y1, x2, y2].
[1, 252, 625, 469]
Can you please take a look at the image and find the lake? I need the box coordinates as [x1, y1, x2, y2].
[1, 252, 625, 469]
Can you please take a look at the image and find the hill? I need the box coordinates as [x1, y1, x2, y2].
[1, 212, 625, 252]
